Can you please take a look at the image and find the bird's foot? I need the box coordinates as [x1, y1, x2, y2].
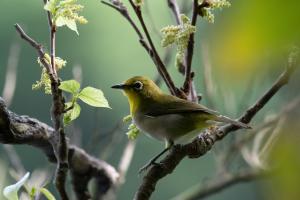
[138, 160, 159, 175]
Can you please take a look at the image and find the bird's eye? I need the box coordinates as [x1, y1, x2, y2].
[133, 81, 143, 90]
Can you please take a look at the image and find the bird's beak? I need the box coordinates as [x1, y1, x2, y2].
[111, 84, 127, 90]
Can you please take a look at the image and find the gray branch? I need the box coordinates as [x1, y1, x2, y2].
[0, 97, 119, 200]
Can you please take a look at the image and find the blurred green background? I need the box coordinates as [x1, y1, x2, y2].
[0, 0, 300, 199]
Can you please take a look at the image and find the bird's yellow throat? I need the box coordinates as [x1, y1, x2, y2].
[123, 90, 141, 114]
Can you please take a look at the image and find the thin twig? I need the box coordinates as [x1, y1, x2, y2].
[222, 96, 300, 168]
[183, 0, 198, 94]
[144, 0, 163, 38]
[201, 42, 216, 108]
[2, 43, 20, 107]
[117, 140, 136, 185]
[171, 169, 267, 200]
[101, 1, 150, 52]
[167, 0, 181, 25]
[128, 0, 179, 96]
[3, 145, 26, 175]
[43, 0, 53, 28]
[14, 24, 53, 75]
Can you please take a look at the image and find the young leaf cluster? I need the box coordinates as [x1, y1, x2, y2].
[161, 14, 196, 68]
[123, 115, 140, 140]
[44, 0, 88, 34]
[199, 0, 231, 23]
[59, 80, 110, 125]
[32, 54, 66, 94]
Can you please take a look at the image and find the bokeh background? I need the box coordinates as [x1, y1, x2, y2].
[1, 0, 300, 199]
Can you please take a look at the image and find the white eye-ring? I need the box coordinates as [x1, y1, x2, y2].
[133, 81, 143, 90]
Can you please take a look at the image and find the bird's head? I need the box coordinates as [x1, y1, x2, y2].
[111, 76, 162, 113]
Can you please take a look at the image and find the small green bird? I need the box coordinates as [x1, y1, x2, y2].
[112, 76, 250, 173]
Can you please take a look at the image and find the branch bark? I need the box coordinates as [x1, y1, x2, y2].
[134, 54, 298, 200]
[0, 98, 119, 200]
[15, 22, 69, 199]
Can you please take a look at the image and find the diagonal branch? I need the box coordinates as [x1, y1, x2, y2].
[171, 169, 268, 200]
[102, 0, 181, 97]
[134, 53, 298, 200]
[0, 98, 119, 200]
[14, 24, 53, 75]
[128, 0, 179, 96]
[101, 1, 150, 52]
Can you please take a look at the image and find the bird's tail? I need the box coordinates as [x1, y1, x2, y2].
[215, 115, 251, 129]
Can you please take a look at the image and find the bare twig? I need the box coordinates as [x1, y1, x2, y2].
[2, 43, 20, 107]
[3, 145, 26, 175]
[167, 0, 181, 25]
[99, 120, 125, 160]
[134, 54, 298, 200]
[0, 98, 119, 200]
[201, 42, 216, 108]
[171, 169, 267, 200]
[117, 140, 136, 185]
[144, 0, 163, 38]
[101, 1, 150, 52]
[222, 97, 300, 168]
[102, 0, 181, 96]
[128, 0, 179, 96]
[183, 0, 198, 95]
[14, 24, 52, 74]
[154, 48, 173, 85]
[43, 0, 53, 28]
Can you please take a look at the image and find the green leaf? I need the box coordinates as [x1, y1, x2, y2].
[40, 188, 56, 200]
[79, 87, 110, 108]
[63, 102, 81, 125]
[56, 16, 79, 35]
[59, 80, 80, 94]
[3, 172, 30, 200]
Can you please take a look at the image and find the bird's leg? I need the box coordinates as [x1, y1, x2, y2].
[138, 140, 174, 174]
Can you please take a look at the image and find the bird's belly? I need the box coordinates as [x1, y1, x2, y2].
[133, 114, 201, 142]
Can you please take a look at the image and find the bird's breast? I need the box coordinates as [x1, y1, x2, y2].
[133, 113, 201, 142]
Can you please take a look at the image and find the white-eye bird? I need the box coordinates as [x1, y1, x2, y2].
[112, 76, 250, 173]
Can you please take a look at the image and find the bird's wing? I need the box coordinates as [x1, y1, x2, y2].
[145, 95, 219, 117]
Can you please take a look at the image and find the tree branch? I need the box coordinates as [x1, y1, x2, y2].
[15, 22, 69, 199]
[0, 98, 119, 200]
[134, 53, 298, 200]
[171, 169, 268, 200]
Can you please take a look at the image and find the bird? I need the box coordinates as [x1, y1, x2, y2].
[112, 76, 250, 173]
